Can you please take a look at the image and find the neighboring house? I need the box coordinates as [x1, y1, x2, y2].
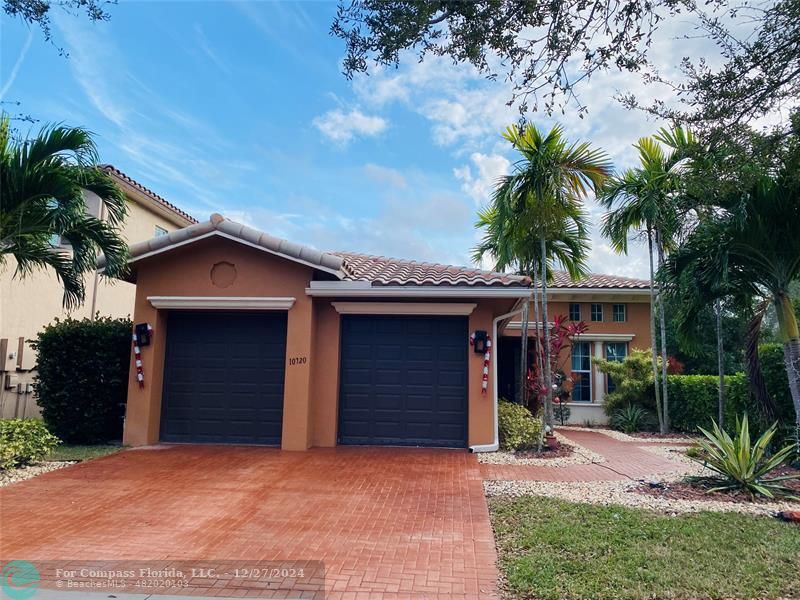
[0, 166, 196, 418]
[112, 213, 652, 451]
[497, 274, 651, 425]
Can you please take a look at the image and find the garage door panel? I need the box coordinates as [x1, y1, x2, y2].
[160, 311, 287, 445]
[339, 315, 467, 448]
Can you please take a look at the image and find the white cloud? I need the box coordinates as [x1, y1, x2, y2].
[194, 24, 230, 75]
[223, 189, 476, 268]
[454, 153, 511, 206]
[0, 29, 33, 101]
[363, 163, 407, 188]
[312, 108, 387, 143]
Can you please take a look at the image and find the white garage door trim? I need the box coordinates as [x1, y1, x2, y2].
[148, 296, 296, 310]
[332, 302, 477, 315]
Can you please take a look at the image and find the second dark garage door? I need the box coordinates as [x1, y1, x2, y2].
[339, 315, 468, 447]
[160, 311, 287, 445]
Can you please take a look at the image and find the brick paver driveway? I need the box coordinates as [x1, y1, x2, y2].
[0, 446, 498, 599]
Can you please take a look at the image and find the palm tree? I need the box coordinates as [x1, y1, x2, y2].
[666, 165, 800, 450]
[0, 116, 129, 309]
[474, 124, 611, 426]
[598, 128, 696, 433]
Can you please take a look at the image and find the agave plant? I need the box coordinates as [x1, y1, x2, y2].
[611, 405, 652, 434]
[692, 415, 799, 499]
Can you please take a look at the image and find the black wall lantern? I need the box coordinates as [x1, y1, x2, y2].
[473, 330, 488, 354]
[134, 323, 152, 347]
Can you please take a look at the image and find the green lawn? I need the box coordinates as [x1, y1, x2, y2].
[490, 495, 800, 600]
[48, 444, 123, 462]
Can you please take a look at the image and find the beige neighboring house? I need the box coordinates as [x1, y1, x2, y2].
[0, 166, 196, 418]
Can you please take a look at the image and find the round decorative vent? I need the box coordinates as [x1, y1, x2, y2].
[210, 261, 237, 288]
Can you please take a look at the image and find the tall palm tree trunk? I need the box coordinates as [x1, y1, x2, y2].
[785, 338, 800, 457]
[541, 238, 554, 428]
[716, 299, 725, 427]
[647, 232, 665, 431]
[656, 236, 670, 433]
[776, 293, 800, 456]
[530, 267, 544, 413]
[519, 299, 529, 405]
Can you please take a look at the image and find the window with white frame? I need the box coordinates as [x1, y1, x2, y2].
[571, 341, 592, 402]
[154, 225, 168, 237]
[569, 303, 581, 321]
[591, 303, 603, 322]
[605, 342, 628, 393]
[612, 303, 627, 322]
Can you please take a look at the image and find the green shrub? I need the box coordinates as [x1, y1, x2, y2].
[595, 350, 657, 416]
[30, 316, 131, 444]
[498, 400, 543, 451]
[0, 419, 61, 470]
[668, 344, 795, 434]
[690, 415, 799, 499]
[611, 405, 654, 433]
[667, 374, 752, 433]
[685, 445, 703, 459]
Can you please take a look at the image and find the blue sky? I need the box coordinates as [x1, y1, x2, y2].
[1, 2, 712, 278]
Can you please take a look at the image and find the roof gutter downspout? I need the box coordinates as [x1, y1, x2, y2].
[469, 303, 526, 453]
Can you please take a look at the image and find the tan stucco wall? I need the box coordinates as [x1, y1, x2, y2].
[0, 192, 188, 415]
[501, 298, 652, 425]
[124, 235, 518, 450]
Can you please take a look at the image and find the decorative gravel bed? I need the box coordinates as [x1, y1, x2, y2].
[558, 425, 696, 444]
[634, 465, 800, 506]
[484, 478, 797, 516]
[0, 461, 75, 487]
[484, 444, 797, 516]
[478, 433, 606, 466]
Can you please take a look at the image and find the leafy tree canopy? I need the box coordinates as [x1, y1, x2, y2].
[332, 0, 797, 136]
[3, 0, 114, 49]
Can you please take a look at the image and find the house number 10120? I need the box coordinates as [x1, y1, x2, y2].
[288, 356, 307, 366]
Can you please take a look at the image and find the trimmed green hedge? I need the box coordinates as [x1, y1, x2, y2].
[668, 343, 794, 434]
[30, 316, 131, 444]
[667, 374, 750, 432]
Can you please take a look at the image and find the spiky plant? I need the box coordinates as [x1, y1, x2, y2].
[691, 415, 799, 499]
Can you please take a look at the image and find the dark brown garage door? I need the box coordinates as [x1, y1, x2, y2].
[160, 311, 287, 445]
[338, 315, 468, 447]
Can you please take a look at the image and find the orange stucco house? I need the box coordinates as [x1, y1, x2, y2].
[109, 213, 651, 451]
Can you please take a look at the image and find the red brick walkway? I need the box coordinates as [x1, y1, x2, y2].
[0, 446, 497, 599]
[481, 429, 684, 481]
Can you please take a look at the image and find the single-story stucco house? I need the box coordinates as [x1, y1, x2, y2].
[108, 213, 651, 451]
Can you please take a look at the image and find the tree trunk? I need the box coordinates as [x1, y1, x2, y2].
[775, 292, 800, 457]
[656, 237, 670, 433]
[647, 233, 665, 432]
[518, 298, 529, 405]
[783, 338, 800, 459]
[541, 238, 554, 429]
[530, 267, 544, 413]
[716, 298, 725, 427]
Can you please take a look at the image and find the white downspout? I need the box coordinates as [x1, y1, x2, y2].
[469, 304, 526, 453]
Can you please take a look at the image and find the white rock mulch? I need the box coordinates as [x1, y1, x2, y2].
[0, 461, 75, 487]
[483, 478, 797, 516]
[484, 445, 797, 516]
[477, 433, 605, 466]
[558, 425, 697, 444]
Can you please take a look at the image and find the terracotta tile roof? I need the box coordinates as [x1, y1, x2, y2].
[100, 165, 198, 226]
[550, 271, 650, 289]
[332, 252, 530, 287]
[105, 213, 647, 290]
[102, 214, 346, 275]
